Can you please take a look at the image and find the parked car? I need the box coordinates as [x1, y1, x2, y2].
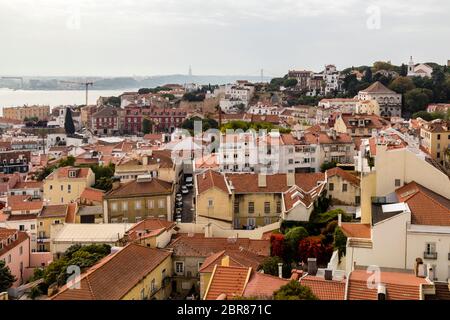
[181, 186, 189, 194]
[175, 208, 182, 214]
[185, 176, 193, 188]
[176, 201, 183, 208]
[176, 193, 182, 201]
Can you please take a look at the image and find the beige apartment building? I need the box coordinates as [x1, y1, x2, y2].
[420, 119, 450, 166]
[43, 166, 95, 205]
[3, 105, 50, 121]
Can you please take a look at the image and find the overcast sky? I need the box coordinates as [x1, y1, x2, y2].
[0, 0, 449, 77]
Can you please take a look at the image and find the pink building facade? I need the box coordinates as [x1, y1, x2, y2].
[0, 228, 30, 287]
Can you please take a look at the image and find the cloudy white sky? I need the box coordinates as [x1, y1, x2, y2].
[0, 0, 449, 77]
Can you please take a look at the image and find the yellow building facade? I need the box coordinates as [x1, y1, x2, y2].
[3, 105, 50, 121]
[43, 167, 95, 205]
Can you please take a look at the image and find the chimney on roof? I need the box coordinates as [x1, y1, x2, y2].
[278, 263, 283, 279]
[258, 174, 267, 188]
[307, 258, 318, 276]
[221, 256, 230, 267]
[286, 172, 295, 187]
[324, 269, 333, 281]
[111, 177, 121, 190]
[377, 284, 387, 300]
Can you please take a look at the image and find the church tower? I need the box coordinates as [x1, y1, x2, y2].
[407, 56, 415, 76]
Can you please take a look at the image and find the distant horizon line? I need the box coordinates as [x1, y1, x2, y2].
[0, 74, 277, 79]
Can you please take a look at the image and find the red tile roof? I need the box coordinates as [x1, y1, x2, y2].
[243, 272, 288, 298]
[340, 223, 371, 238]
[300, 275, 346, 300]
[7, 196, 43, 212]
[167, 235, 270, 257]
[126, 218, 176, 242]
[80, 187, 105, 203]
[11, 181, 43, 190]
[326, 167, 360, 186]
[360, 81, 397, 94]
[204, 265, 251, 300]
[105, 178, 172, 199]
[199, 249, 265, 273]
[52, 244, 171, 300]
[39, 204, 68, 218]
[347, 269, 428, 300]
[395, 181, 450, 226]
[65, 203, 77, 223]
[46, 166, 91, 180]
[196, 170, 229, 195]
[226, 172, 325, 194]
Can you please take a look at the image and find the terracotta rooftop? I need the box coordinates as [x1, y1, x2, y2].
[359, 81, 397, 94]
[196, 170, 229, 195]
[243, 272, 289, 298]
[340, 223, 371, 238]
[39, 204, 68, 218]
[11, 181, 43, 190]
[126, 218, 176, 242]
[65, 203, 77, 223]
[167, 235, 270, 257]
[347, 269, 428, 300]
[300, 275, 346, 300]
[80, 187, 105, 203]
[46, 166, 91, 180]
[326, 167, 360, 186]
[226, 172, 326, 194]
[204, 265, 251, 300]
[7, 195, 43, 212]
[199, 249, 265, 273]
[52, 244, 171, 300]
[395, 181, 450, 226]
[105, 178, 172, 199]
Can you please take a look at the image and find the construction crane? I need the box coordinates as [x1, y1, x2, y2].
[60, 80, 94, 106]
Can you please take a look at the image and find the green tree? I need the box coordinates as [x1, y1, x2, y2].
[105, 96, 120, 107]
[284, 227, 309, 255]
[412, 111, 446, 121]
[268, 77, 285, 91]
[29, 244, 111, 295]
[142, 118, 152, 134]
[273, 280, 318, 300]
[389, 76, 415, 94]
[0, 260, 16, 292]
[320, 161, 337, 172]
[35, 164, 57, 181]
[399, 64, 408, 76]
[283, 78, 298, 88]
[58, 155, 76, 167]
[312, 209, 350, 224]
[161, 93, 175, 101]
[333, 227, 347, 261]
[373, 61, 394, 72]
[404, 88, 434, 115]
[362, 67, 372, 83]
[138, 88, 151, 94]
[64, 108, 75, 135]
[432, 68, 448, 102]
[260, 256, 285, 276]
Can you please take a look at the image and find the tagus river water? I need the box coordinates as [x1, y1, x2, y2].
[0, 88, 138, 115]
